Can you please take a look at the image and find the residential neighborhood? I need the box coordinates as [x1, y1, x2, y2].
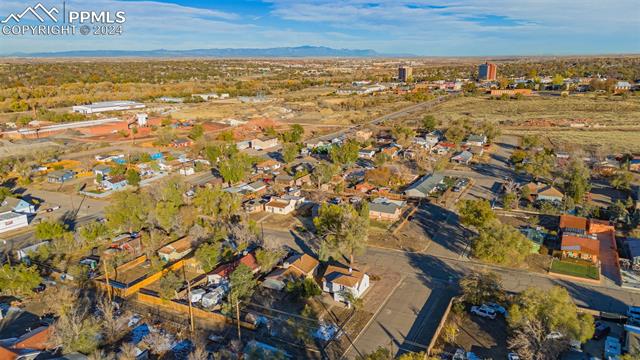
[0, 5, 639, 359]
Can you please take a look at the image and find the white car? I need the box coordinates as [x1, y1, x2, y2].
[508, 353, 520, 360]
[128, 314, 141, 328]
[471, 305, 497, 319]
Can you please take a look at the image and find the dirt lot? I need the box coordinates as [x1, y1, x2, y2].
[438, 309, 510, 359]
[426, 95, 640, 152]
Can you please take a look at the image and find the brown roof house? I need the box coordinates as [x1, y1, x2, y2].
[560, 234, 600, 263]
[157, 236, 194, 262]
[0, 325, 52, 360]
[558, 215, 615, 265]
[322, 264, 370, 303]
[524, 182, 564, 203]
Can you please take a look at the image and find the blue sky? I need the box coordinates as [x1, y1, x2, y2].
[0, 0, 638, 55]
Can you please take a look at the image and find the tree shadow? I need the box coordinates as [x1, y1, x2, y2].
[411, 203, 471, 256]
[551, 279, 630, 314]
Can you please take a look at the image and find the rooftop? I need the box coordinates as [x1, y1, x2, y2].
[324, 264, 366, 288]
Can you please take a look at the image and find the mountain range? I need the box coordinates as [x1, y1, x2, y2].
[6, 46, 399, 58]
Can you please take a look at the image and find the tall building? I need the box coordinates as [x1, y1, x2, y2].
[398, 66, 412, 82]
[478, 62, 497, 81]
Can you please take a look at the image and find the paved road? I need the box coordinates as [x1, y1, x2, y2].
[308, 95, 451, 144]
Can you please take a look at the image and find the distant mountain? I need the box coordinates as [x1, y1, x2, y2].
[7, 46, 397, 58]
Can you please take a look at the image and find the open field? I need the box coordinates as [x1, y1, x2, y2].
[419, 94, 640, 152]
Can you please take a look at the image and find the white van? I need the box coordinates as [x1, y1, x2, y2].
[189, 288, 206, 303]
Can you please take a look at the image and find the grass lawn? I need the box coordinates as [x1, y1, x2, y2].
[550, 258, 600, 280]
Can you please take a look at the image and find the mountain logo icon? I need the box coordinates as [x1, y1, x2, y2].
[1, 3, 59, 23]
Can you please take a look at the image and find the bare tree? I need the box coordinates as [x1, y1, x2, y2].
[97, 295, 126, 343]
[508, 319, 570, 360]
[118, 342, 139, 360]
[141, 331, 172, 357]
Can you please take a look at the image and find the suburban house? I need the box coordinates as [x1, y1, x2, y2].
[157, 236, 194, 262]
[615, 81, 631, 93]
[93, 164, 112, 177]
[451, 150, 473, 165]
[432, 142, 456, 155]
[265, 197, 297, 215]
[0, 325, 52, 360]
[322, 264, 370, 303]
[101, 176, 128, 191]
[0, 197, 36, 214]
[558, 215, 615, 264]
[256, 159, 281, 172]
[47, 170, 75, 183]
[368, 197, 406, 221]
[286, 253, 320, 278]
[251, 137, 279, 150]
[355, 182, 376, 193]
[224, 181, 267, 198]
[561, 234, 600, 263]
[524, 182, 565, 203]
[380, 144, 401, 159]
[0, 197, 34, 234]
[404, 173, 445, 198]
[262, 253, 319, 291]
[465, 134, 487, 147]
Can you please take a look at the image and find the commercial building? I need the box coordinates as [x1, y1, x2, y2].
[478, 62, 497, 81]
[398, 66, 412, 82]
[72, 101, 145, 114]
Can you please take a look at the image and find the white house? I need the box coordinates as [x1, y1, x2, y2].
[0, 211, 28, 233]
[179, 167, 195, 176]
[265, 198, 296, 215]
[322, 264, 370, 303]
[251, 137, 279, 150]
[465, 134, 487, 147]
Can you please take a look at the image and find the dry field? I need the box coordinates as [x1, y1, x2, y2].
[422, 94, 640, 152]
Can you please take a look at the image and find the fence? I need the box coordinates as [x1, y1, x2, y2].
[427, 296, 457, 355]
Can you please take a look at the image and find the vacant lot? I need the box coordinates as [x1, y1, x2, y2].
[425, 95, 640, 152]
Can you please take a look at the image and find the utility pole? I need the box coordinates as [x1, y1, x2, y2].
[236, 297, 242, 343]
[183, 267, 195, 334]
[1, 240, 10, 266]
[103, 260, 112, 302]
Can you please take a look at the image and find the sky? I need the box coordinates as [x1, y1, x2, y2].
[0, 0, 639, 55]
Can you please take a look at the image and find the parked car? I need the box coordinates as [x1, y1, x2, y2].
[32, 283, 46, 293]
[546, 331, 564, 340]
[484, 302, 507, 316]
[470, 305, 497, 319]
[627, 306, 640, 320]
[593, 321, 611, 340]
[128, 314, 141, 328]
[507, 353, 520, 360]
[452, 349, 466, 360]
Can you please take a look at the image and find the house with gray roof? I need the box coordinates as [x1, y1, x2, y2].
[368, 197, 406, 221]
[403, 173, 445, 198]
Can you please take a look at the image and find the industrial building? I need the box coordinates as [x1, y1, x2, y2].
[72, 101, 145, 114]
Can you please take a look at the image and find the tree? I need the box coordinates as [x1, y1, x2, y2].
[158, 271, 182, 300]
[97, 296, 126, 343]
[282, 143, 299, 163]
[141, 332, 173, 357]
[391, 125, 415, 147]
[445, 125, 466, 144]
[314, 203, 368, 265]
[508, 286, 594, 343]
[329, 140, 359, 165]
[189, 124, 204, 140]
[194, 242, 221, 273]
[219, 153, 254, 184]
[228, 264, 257, 304]
[422, 115, 438, 132]
[339, 289, 363, 310]
[564, 159, 591, 204]
[0, 187, 12, 203]
[286, 278, 321, 300]
[503, 192, 517, 210]
[35, 220, 67, 240]
[525, 149, 555, 178]
[608, 200, 628, 222]
[255, 247, 285, 273]
[125, 169, 141, 187]
[522, 135, 541, 150]
[552, 74, 565, 87]
[193, 186, 240, 222]
[0, 264, 42, 296]
[357, 346, 392, 360]
[473, 221, 532, 265]
[457, 199, 496, 230]
[459, 271, 504, 305]
[105, 190, 149, 233]
[49, 306, 101, 355]
[508, 318, 570, 360]
[78, 221, 109, 246]
[611, 170, 633, 191]
[374, 152, 390, 167]
[312, 162, 339, 188]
